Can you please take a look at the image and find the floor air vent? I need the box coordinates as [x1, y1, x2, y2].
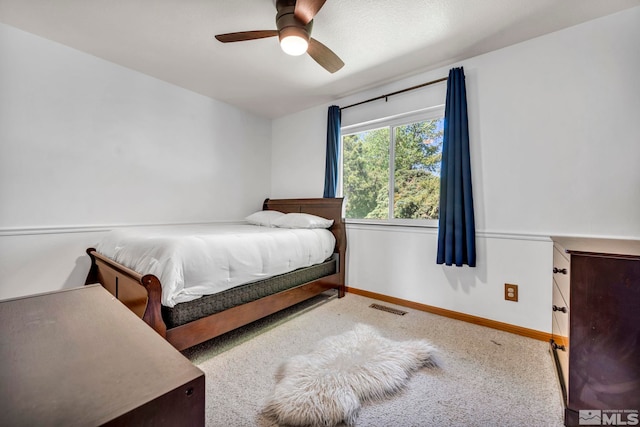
[369, 304, 408, 316]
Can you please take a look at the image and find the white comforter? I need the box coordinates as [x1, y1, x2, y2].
[96, 224, 336, 307]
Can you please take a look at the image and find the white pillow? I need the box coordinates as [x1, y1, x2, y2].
[272, 213, 334, 229]
[245, 210, 285, 227]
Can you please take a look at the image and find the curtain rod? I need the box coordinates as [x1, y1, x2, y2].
[340, 76, 448, 111]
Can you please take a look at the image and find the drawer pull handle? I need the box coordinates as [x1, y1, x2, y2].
[551, 341, 566, 351]
[552, 305, 567, 313]
[553, 267, 567, 274]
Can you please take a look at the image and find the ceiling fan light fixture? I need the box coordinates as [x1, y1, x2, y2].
[280, 34, 308, 56]
[278, 25, 309, 56]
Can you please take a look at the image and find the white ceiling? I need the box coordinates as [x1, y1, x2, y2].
[1, 0, 638, 119]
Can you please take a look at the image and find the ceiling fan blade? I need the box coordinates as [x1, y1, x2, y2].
[307, 38, 344, 73]
[294, 0, 326, 25]
[215, 30, 278, 43]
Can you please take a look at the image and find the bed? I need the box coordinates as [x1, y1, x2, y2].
[85, 198, 346, 351]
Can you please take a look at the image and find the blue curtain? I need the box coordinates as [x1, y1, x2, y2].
[323, 105, 341, 198]
[437, 67, 476, 267]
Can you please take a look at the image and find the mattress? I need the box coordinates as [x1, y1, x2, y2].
[162, 256, 337, 328]
[96, 224, 336, 307]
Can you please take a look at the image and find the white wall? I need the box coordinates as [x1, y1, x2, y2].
[271, 7, 640, 332]
[0, 23, 272, 299]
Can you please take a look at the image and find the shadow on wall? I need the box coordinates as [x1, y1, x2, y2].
[440, 236, 488, 293]
[64, 255, 92, 288]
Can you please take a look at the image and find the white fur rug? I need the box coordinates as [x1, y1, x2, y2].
[262, 323, 437, 427]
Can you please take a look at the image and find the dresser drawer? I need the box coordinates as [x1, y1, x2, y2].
[553, 244, 570, 305]
[552, 282, 569, 344]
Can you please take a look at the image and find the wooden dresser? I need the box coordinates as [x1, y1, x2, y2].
[551, 237, 640, 426]
[0, 285, 205, 426]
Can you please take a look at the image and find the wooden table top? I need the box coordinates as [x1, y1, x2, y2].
[0, 285, 204, 426]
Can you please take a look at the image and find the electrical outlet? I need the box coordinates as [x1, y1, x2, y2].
[505, 283, 518, 302]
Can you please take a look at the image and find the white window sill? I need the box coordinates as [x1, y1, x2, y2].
[345, 218, 439, 231]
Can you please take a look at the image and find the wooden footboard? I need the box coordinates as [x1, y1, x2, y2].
[85, 248, 166, 338]
[85, 197, 346, 351]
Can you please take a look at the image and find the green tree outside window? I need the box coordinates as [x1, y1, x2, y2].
[342, 117, 443, 222]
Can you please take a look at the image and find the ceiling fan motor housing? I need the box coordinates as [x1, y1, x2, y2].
[276, 3, 313, 43]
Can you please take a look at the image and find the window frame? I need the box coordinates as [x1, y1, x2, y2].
[339, 105, 445, 227]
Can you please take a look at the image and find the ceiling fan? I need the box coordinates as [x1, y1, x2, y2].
[215, 0, 344, 73]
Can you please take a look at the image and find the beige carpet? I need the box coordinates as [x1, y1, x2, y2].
[183, 292, 565, 427]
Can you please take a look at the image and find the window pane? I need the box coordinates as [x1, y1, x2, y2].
[342, 127, 390, 219]
[393, 119, 443, 220]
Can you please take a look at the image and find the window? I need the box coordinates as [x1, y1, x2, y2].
[341, 108, 444, 225]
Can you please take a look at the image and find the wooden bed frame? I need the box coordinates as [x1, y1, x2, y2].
[85, 198, 346, 351]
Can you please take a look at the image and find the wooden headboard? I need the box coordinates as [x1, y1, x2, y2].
[263, 197, 346, 289]
[263, 197, 344, 224]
